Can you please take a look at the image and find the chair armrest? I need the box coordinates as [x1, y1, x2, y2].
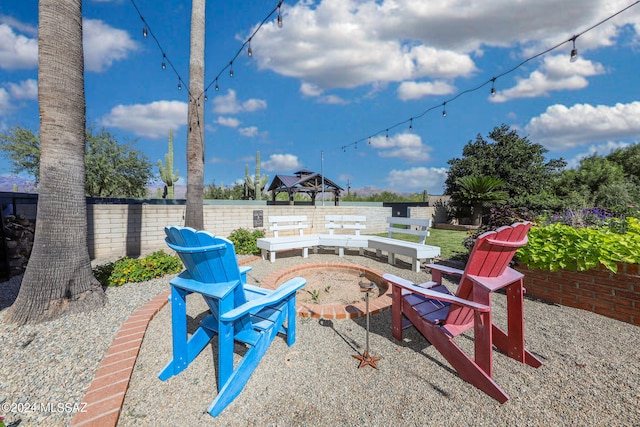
[220, 277, 306, 321]
[239, 265, 252, 275]
[424, 264, 464, 276]
[383, 273, 490, 312]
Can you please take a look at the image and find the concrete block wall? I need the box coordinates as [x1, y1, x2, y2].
[516, 263, 640, 326]
[86, 204, 422, 260]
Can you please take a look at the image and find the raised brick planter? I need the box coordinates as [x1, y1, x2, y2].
[516, 263, 640, 326]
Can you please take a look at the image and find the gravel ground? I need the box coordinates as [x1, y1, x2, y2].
[2, 249, 640, 426]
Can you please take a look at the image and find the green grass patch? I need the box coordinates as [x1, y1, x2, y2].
[374, 227, 468, 260]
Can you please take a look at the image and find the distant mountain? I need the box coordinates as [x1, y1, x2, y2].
[0, 175, 37, 193]
[348, 186, 410, 197]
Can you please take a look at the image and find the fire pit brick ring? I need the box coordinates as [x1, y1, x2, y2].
[261, 262, 392, 319]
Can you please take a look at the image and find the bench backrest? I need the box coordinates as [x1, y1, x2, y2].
[386, 217, 432, 244]
[324, 215, 366, 235]
[267, 215, 309, 237]
[444, 222, 531, 334]
[164, 226, 248, 311]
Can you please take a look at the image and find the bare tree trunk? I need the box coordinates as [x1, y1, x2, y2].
[184, 0, 205, 229]
[5, 0, 106, 325]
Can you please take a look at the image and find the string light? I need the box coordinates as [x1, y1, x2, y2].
[341, 1, 640, 153]
[204, 92, 208, 101]
[202, 1, 284, 100]
[409, 118, 413, 130]
[570, 36, 578, 62]
[129, 0, 191, 97]
[215, 79, 219, 91]
[277, 1, 284, 28]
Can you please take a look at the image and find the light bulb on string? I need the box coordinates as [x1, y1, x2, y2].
[178, 80, 182, 90]
[247, 39, 253, 57]
[215, 79, 219, 91]
[161, 54, 166, 70]
[143, 27, 148, 38]
[368, 137, 371, 145]
[229, 61, 234, 77]
[385, 129, 389, 139]
[204, 92, 208, 101]
[442, 102, 447, 118]
[277, 3, 283, 28]
[409, 118, 413, 130]
[570, 36, 578, 62]
[490, 78, 496, 97]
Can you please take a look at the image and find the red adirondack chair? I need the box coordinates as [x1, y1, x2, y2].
[383, 221, 542, 403]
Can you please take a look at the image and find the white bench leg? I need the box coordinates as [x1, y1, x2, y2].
[338, 247, 344, 257]
[376, 249, 382, 258]
[302, 247, 309, 258]
[388, 253, 395, 265]
[261, 249, 268, 261]
[413, 258, 421, 272]
[269, 251, 276, 263]
[358, 248, 364, 256]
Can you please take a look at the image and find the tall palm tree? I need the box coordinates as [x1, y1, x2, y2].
[6, 0, 106, 325]
[454, 175, 509, 226]
[184, 0, 205, 229]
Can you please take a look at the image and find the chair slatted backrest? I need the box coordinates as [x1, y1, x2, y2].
[165, 226, 248, 314]
[444, 222, 531, 332]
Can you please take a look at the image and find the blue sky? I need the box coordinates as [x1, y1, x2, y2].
[1, 0, 640, 195]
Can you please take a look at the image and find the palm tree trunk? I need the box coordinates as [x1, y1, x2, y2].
[184, 0, 205, 229]
[472, 203, 483, 226]
[5, 0, 106, 325]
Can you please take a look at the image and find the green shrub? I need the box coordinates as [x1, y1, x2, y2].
[516, 217, 640, 272]
[93, 250, 183, 287]
[228, 228, 264, 255]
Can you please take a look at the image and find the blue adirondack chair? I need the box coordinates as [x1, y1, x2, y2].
[158, 226, 306, 417]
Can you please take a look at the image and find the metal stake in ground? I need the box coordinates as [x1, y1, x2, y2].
[353, 281, 380, 369]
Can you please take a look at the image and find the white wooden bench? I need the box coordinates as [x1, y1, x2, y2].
[257, 215, 318, 262]
[316, 215, 368, 256]
[367, 217, 440, 272]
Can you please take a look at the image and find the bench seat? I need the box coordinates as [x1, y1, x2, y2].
[368, 236, 440, 272]
[257, 235, 319, 262]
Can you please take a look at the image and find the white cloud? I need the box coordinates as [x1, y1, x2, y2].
[397, 80, 456, 101]
[564, 141, 631, 169]
[216, 116, 240, 128]
[212, 89, 267, 114]
[100, 100, 188, 138]
[369, 132, 432, 162]
[239, 126, 260, 137]
[385, 166, 449, 194]
[7, 79, 37, 100]
[0, 88, 10, 114]
[526, 101, 640, 150]
[0, 16, 37, 37]
[492, 55, 605, 102]
[83, 19, 138, 72]
[0, 23, 38, 70]
[261, 153, 302, 172]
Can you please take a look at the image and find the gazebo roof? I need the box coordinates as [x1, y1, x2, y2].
[267, 170, 343, 193]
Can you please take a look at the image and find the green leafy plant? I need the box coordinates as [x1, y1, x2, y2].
[228, 228, 264, 255]
[516, 217, 640, 273]
[93, 250, 183, 287]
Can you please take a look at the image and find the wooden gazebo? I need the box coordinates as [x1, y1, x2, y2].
[266, 169, 343, 205]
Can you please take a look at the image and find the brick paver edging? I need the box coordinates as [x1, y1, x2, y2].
[70, 256, 260, 427]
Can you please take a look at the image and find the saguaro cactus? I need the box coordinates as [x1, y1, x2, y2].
[158, 129, 179, 199]
[244, 151, 268, 200]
